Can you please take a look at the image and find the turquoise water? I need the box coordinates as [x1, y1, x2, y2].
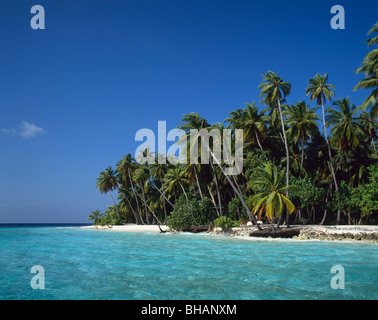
[0, 226, 377, 300]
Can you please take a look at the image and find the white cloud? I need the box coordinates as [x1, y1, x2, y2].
[1, 121, 46, 139]
[19, 121, 46, 138]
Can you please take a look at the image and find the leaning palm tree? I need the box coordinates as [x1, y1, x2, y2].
[179, 113, 262, 229]
[326, 97, 366, 151]
[118, 187, 140, 224]
[88, 210, 102, 228]
[284, 100, 320, 171]
[96, 166, 121, 219]
[247, 163, 296, 230]
[133, 165, 151, 223]
[259, 71, 292, 227]
[306, 74, 339, 190]
[150, 155, 173, 223]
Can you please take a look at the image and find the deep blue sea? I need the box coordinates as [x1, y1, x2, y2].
[0, 224, 377, 300]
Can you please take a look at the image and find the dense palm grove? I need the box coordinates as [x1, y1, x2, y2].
[90, 23, 378, 229]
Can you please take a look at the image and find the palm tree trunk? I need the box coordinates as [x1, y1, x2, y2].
[320, 182, 331, 225]
[124, 196, 140, 224]
[128, 172, 144, 224]
[223, 146, 244, 196]
[321, 97, 340, 224]
[300, 132, 305, 174]
[109, 192, 120, 219]
[137, 198, 166, 232]
[210, 158, 222, 216]
[207, 185, 220, 217]
[254, 129, 266, 154]
[321, 97, 338, 190]
[277, 98, 290, 228]
[193, 165, 204, 200]
[150, 180, 174, 206]
[209, 149, 262, 230]
[140, 183, 149, 223]
[179, 182, 188, 201]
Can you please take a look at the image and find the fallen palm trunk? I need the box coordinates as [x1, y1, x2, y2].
[189, 225, 209, 233]
[250, 227, 302, 238]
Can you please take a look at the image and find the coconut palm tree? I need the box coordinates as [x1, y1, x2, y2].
[259, 71, 292, 227]
[96, 166, 121, 219]
[366, 22, 378, 47]
[306, 74, 339, 189]
[118, 187, 140, 224]
[87, 210, 102, 228]
[358, 111, 378, 151]
[116, 154, 143, 222]
[150, 155, 173, 223]
[164, 167, 189, 201]
[247, 163, 296, 230]
[284, 100, 320, 171]
[326, 97, 366, 151]
[226, 102, 269, 153]
[133, 165, 151, 223]
[354, 22, 378, 118]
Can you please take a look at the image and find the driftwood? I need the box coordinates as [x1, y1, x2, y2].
[249, 227, 302, 238]
[189, 225, 209, 233]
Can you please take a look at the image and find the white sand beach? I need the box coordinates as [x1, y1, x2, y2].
[81, 223, 169, 233]
[80, 223, 378, 242]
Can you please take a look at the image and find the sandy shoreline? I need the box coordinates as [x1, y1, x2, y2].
[80, 224, 169, 233]
[80, 224, 378, 243]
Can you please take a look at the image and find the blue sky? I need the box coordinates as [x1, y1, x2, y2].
[0, 0, 377, 222]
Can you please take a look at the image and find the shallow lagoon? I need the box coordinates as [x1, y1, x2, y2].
[0, 226, 377, 299]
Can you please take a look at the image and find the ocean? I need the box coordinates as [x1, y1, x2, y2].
[0, 224, 377, 300]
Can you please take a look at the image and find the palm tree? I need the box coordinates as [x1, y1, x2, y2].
[164, 167, 189, 201]
[366, 22, 378, 47]
[284, 100, 320, 171]
[150, 155, 173, 223]
[259, 71, 292, 227]
[354, 22, 378, 118]
[116, 154, 143, 223]
[184, 162, 204, 200]
[178, 113, 259, 224]
[226, 102, 268, 153]
[306, 74, 339, 190]
[133, 165, 151, 223]
[358, 111, 378, 151]
[96, 166, 121, 219]
[118, 187, 140, 224]
[88, 210, 102, 228]
[326, 97, 366, 151]
[247, 163, 296, 230]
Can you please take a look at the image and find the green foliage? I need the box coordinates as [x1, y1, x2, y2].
[196, 197, 218, 225]
[166, 196, 217, 231]
[213, 216, 240, 229]
[227, 197, 247, 221]
[247, 163, 296, 220]
[244, 150, 272, 183]
[350, 165, 378, 217]
[290, 176, 326, 210]
[329, 166, 378, 222]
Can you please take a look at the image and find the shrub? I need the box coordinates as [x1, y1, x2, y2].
[213, 216, 239, 229]
[228, 197, 247, 221]
[166, 196, 194, 231]
[166, 196, 218, 231]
